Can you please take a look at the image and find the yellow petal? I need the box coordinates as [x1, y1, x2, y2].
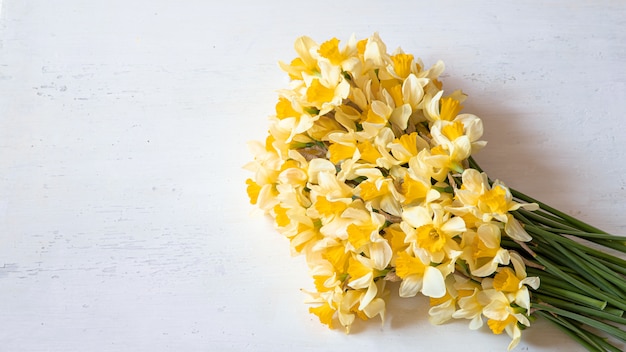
[318, 37, 344, 65]
[493, 267, 521, 293]
[309, 302, 336, 329]
[395, 251, 426, 278]
[328, 142, 356, 164]
[391, 53, 414, 79]
[245, 178, 261, 205]
[273, 205, 291, 227]
[275, 96, 300, 119]
[306, 78, 335, 105]
[439, 97, 463, 121]
[347, 223, 377, 249]
[487, 315, 517, 335]
[357, 140, 382, 164]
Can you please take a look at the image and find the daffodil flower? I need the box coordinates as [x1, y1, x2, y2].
[353, 167, 404, 216]
[479, 288, 530, 351]
[460, 223, 511, 277]
[451, 278, 485, 330]
[451, 169, 538, 241]
[401, 203, 466, 263]
[394, 250, 446, 298]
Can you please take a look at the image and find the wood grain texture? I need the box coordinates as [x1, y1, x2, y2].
[1, 1, 625, 351]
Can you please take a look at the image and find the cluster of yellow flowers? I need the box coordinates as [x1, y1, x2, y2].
[245, 34, 541, 350]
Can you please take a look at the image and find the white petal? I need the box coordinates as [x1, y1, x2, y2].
[257, 184, 279, 211]
[521, 276, 540, 290]
[507, 325, 522, 351]
[513, 312, 530, 327]
[371, 100, 393, 120]
[441, 216, 467, 235]
[348, 272, 373, 290]
[428, 300, 455, 325]
[358, 281, 378, 310]
[402, 205, 432, 229]
[456, 113, 484, 141]
[477, 223, 501, 248]
[426, 189, 442, 203]
[389, 104, 412, 130]
[402, 74, 426, 109]
[471, 261, 499, 278]
[293, 36, 318, 67]
[450, 136, 472, 161]
[399, 275, 422, 297]
[364, 39, 383, 66]
[422, 266, 446, 298]
[362, 297, 386, 321]
[504, 215, 532, 242]
[369, 240, 393, 270]
[424, 90, 443, 121]
[337, 311, 356, 331]
[320, 217, 350, 239]
[509, 250, 527, 278]
[495, 248, 511, 265]
[515, 288, 531, 311]
[469, 315, 484, 330]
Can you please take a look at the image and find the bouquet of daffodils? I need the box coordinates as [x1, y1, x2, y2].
[245, 33, 626, 351]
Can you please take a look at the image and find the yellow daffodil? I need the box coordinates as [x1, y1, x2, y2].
[493, 252, 540, 311]
[451, 278, 485, 330]
[278, 35, 320, 81]
[460, 223, 511, 277]
[401, 203, 466, 263]
[424, 90, 466, 122]
[480, 288, 530, 351]
[387, 131, 430, 164]
[395, 251, 446, 298]
[240, 34, 626, 351]
[452, 169, 538, 241]
[427, 276, 461, 325]
[354, 167, 404, 216]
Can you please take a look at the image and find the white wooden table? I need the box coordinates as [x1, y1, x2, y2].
[1, 1, 625, 351]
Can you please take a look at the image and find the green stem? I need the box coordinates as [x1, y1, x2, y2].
[533, 303, 626, 343]
[517, 208, 579, 231]
[597, 258, 626, 276]
[568, 246, 626, 294]
[509, 187, 608, 235]
[545, 237, 623, 297]
[467, 156, 483, 172]
[535, 311, 605, 352]
[591, 239, 626, 254]
[538, 227, 626, 241]
[532, 254, 626, 311]
[538, 284, 607, 310]
[535, 294, 626, 324]
[526, 268, 588, 296]
[531, 209, 580, 227]
[511, 209, 534, 226]
[525, 225, 626, 267]
[588, 334, 624, 352]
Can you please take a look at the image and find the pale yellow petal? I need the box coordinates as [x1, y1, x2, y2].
[422, 266, 446, 298]
[504, 215, 532, 242]
[399, 275, 422, 297]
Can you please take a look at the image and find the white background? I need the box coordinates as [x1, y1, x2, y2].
[1, 1, 626, 351]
